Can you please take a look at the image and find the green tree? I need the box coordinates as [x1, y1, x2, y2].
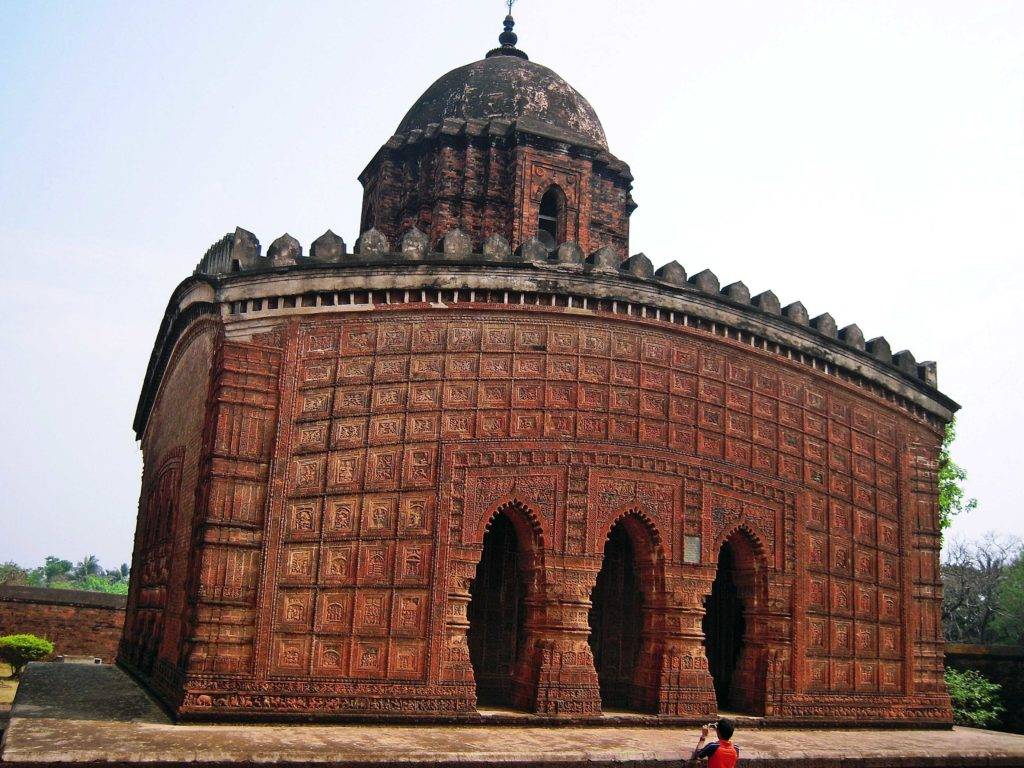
[0, 556, 131, 594]
[942, 535, 1019, 643]
[103, 563, 131, 584]
[74, 555, 102, 579]
[938, 419, 977, 531]
[78, 574, 129, 595]
[38, 556, 73, 586]
[0, 634, 55, 678]
[0, 562, 30, 586]
[945, 668, 1005, 728]
[992, 547, 1024, 645]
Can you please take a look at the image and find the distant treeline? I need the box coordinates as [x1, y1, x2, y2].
[943, 534, 1024, 646]
[0, 556, 130, 595]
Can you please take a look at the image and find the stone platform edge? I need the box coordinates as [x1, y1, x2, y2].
[3, 664, 1024, 768]
[120, 662, 951, 729]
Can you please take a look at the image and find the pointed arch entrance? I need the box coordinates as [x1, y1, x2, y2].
[466, 506, 542, 709]
[703, 528, 767, 714]
[588, 513, 663, 712]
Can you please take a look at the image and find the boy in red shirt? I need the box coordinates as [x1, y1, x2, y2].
[692, 718, 739, 767]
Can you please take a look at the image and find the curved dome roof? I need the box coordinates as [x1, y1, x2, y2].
[396, 54, 608, 150]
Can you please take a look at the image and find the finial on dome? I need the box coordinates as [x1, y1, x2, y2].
[486, 1, 529, 60]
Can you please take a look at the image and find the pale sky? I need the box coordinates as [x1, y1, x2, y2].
[1, 1, 1021, 568]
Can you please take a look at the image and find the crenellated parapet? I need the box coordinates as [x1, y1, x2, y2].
[195, 227, 348, 274]
[187, 225, 952, 425]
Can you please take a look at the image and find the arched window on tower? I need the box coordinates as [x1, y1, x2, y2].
[536, 186, 565, 251]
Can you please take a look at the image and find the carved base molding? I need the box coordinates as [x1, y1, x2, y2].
[772, 692, 953, 723]
[172, 685, 950, 723]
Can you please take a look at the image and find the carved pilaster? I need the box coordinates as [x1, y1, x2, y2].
[653, 568, 718, 716]
[727, 562, 780, 715]
[761, 573, 796, 716]
[183, 340, 281, 676]
[902, 433, 951, 713]
[439, 552, 476, 694]
[519, 565, 602, 715]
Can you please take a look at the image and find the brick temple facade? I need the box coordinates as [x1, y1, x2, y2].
[120, 16, 957, 724]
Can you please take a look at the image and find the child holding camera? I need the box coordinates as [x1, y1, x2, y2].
[691, 718, 739, 767]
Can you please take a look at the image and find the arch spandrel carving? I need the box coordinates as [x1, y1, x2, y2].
[461, 468, 565, 549]
[587, 470, 678, 557]
[704, 484, 792, 572]
[589, 510, 670, 624]
[713, 523, 772, 577]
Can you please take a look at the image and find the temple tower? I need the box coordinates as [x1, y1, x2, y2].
[358, 16, 635, 258]
[120, 12, 956, 725]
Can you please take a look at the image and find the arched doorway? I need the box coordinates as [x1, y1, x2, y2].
[467, 512, 527, 707]
[704, 541, 745, 708]
[703, 530, 766, 714]
[588, 521, 645, 710]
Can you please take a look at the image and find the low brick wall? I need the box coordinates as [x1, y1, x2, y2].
[946, 643, 1024, 734]
[0, 585, 126, 663]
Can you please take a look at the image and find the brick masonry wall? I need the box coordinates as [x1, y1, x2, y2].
[946, 644, 1024, 734]
[132, 306, 951, 723]
[588, 166, 632, 258]
[119, 320, 218, 696]
[361, 135, 632, 257]
[0, 585, 126, 662]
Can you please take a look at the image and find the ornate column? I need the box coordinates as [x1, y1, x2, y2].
[728, 561, 768, 715]
[483, 138, 510, 241]
[725, 568, 792, 717]
[760, 572, 796, 716]
[516, 562, 602, 716]
[508, 550, 548, 709]
[438, 549, 477, 708]
[630, 589, 666, 713]
[650, 566, 718, 717]
[430, 140, 463, 246]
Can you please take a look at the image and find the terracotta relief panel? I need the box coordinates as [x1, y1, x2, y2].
[132, 312, 949, 724]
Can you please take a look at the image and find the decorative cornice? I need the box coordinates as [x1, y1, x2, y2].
[131, 225, 962, 434]
[358, 117, 622, 186]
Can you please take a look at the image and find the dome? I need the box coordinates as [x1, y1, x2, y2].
[396, 54, 608, 150]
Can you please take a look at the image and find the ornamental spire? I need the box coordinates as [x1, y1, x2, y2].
[486, 0, 529, 60]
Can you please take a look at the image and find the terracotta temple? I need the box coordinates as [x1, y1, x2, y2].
[120, 15, 958, 724]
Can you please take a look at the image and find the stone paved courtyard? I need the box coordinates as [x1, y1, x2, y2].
[3, 664, 1024, 767]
